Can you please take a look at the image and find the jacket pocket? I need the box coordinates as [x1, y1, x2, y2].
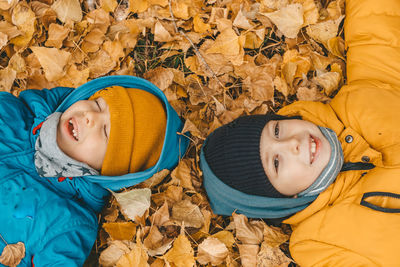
[361, 192, 400, 213]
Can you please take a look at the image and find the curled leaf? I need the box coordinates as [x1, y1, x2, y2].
[197, 237, 229, 265]
[0, 242, 25, 267]
[111, 188, 151, 222]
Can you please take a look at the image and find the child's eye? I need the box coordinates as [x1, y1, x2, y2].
[104, 125, 108, 139]
[274, 156, 279, 173]
[95, 99, 101, 111]
[274, 121, 280, 138]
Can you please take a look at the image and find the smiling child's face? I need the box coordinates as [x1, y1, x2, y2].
[57, 97, 111, 171]
[260, 119, 331, 196]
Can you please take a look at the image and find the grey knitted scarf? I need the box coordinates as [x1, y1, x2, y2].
[34, 112, 99, 177]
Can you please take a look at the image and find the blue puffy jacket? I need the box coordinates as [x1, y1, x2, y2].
[0, 75, 188, 266]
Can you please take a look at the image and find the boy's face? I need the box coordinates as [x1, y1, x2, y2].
[260, 119, 331, 196]
[57, 97, 110, 171]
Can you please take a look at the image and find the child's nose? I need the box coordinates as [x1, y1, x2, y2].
[282, 136, 300, 155]
[84, 111, 98, 127]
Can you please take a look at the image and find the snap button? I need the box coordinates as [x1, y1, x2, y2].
[345, 135, 353, 143]
[361, 156, 370, 162]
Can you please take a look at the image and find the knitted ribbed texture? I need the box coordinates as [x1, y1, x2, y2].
[204, 115, 287, 198]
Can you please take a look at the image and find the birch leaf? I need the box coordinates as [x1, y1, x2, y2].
[0, 242, 25, 267]
[111, 188, 151, 222]
[262, 4, 304, 38]
[51, 0, 82, 23]
[31, 47, 71, 82]
[164, 233, 195, 267]
[197, 237, 229, 265]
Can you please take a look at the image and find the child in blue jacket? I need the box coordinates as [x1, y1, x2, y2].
[0, 75, 188, 266]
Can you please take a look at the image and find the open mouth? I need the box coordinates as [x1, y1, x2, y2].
[310, 135, 317, 164]
[68, 119, 79, 141]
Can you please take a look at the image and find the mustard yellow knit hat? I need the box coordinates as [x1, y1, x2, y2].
[89, 86, 167, 176]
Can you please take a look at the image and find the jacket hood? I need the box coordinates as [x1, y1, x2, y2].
[54, 75, 189, 191]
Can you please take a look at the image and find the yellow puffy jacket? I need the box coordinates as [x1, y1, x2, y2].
[277, 0, 400, 265]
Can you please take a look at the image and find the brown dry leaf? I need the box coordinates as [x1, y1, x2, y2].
[151, 202, 170, 226]
[51, 0, 82, 23]
[144, 226, 164, 250]
[294, 0, 319, 25]
[116, 240, 149, 267]
[45, 23, 69, 48]
[10, 2, 36, 47]
[88, 50, 116, 78]
[296, 85, 330, 102]
[0, 242, 25, 267]
[191, 208, 211, 241]
[0, 67, 16, 92]
[31, 1, 58, 29]
[170, 159, 196, 190]
[197, 237, 229, 265]
[57, 64, 89, 88]
[154, 21, 177, 42]
[206, 26, 242, 58]
[0, 21, 21, 40]
[111, 188, 151, 222]
[172, 199, 204, 228]
[257, 242, 292, 267]
[103, 222, 137, 241]
[99, 240, 133, 267]
[152, 185, 183, 206]
[233, 214, 264, 245]
[102, 40, 125, 63]
[262, 4, 304, 39]
[212, 230, 235, 249]
[150, 258, 166, 267]
[274, 76, 291, 97]
[164, 232, 195, 267]
[144, 67, 174, 91]
[233, 9, 253, 30]
[86, 9, 111, 34]
[31, 47, 71, 82]
[81, 28, 105, 53]
[0, 32, 7, 50]
[263, 225, 289, 248]
[0, 0, 17, 10]
[327, 36, 345, 60]
[238, 244, 259, 267]
[326, 0, 344, 20]
[306, 16, 344, 45]
[140, 169, 170, 188]
[312, 71, 341, 95]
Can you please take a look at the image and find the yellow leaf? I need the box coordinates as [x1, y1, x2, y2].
[262, 4, 304, 39]
[170, 159, 196, 190]
[101, 0, 118, 12]
[88, 50, 116, 78]
[0, 21, 21, 40]
[296, 85, 330, 102]
[148, 0, 168, 7]
[197, 237, 229, 265]
[193, 15, 211, 34]
[31, 47, 71, 82]
[102, 40, 125, 63]
[164, 233, 195, 267]
[233, 9, 253, 30]
[10, 2, 36, 47]
[211, 230, 235, 249]
[57, 64, 89, 88]
[244, 32, 263, 49]
[171, 0, 190, 20]
[0, 32, 7, 50]
[0, 0, 17, 10]
[154, 21, 176, 42]
[81, 28, 105, 53]
[139, 169, 170, 188]
[0, 242, 25, 267]
[312, 71, 341, 95]
[172, 199, 204, 228]
[103, 222, 137, 241]
[327, 36, 345, 60]
[51, 0, 82, 23]
[99, 240, 133, 267]
[151, 201, 170, 226]
[143, 67, 174, 91]
[294, 0, 319, 25]
[116, 240, 149, 267]
[206, 27, 240, 56]
[129, 0, 148, 13]
[45, 23, 69, 48]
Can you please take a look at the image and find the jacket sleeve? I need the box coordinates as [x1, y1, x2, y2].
[290, 240, 378, 267]
[18, 86, 74, 119]
[345, 0, 400, 87]
[32, 225, 97, 267]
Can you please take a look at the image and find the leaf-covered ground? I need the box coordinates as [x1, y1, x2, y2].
[1, 0, 345, 265]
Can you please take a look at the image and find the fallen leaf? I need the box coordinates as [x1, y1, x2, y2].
[51, 0, 82, 23]
[45, 23, 69, 48]
[233, 9, 253, 30]
[88, 50, 116, 78]
[294, 0, 319, 25]
[0, 242, 25, 267]
[296, 85, 330, 102]
[139, 169, 170, 188]
[262, 4, 304, 39]
[10, 2, 36, 47]
[170, 159, 196, 190]
[57, 64, 89, 88]
[172, 199, 204, 228]
[81, 28, 105, 53]
[233, 214, 264, 245]
[206, 26, 241, 57]
[238, 244, 259, 267]
[116, 240, 149, 267]
[152, 185, 183, 207]
[197, 237, 229, 265]
[144, 67, 174, 91]
[102, 40, 125, 63]
[154, 21, 176, 42]
[0, 0, 17, 10]
[263, 225, 289, 248]
[100, 0, 118, 12]
[99, 240, 133, 267]
[0, 21, 21, 40]
[212, 230, 236, 249]
[312, 71, 341, 95]
[111, 188, 151, 222]
[193, 15, 212, 34]
[257, 242, 292, 267]
[0, 67, 16, 92]
[0, 32, 7, 50]
[31, 47, 71, 82]
[164, 232, 195, 267]
[103, 222, 137, 241]
[306, 16, 344, 45]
